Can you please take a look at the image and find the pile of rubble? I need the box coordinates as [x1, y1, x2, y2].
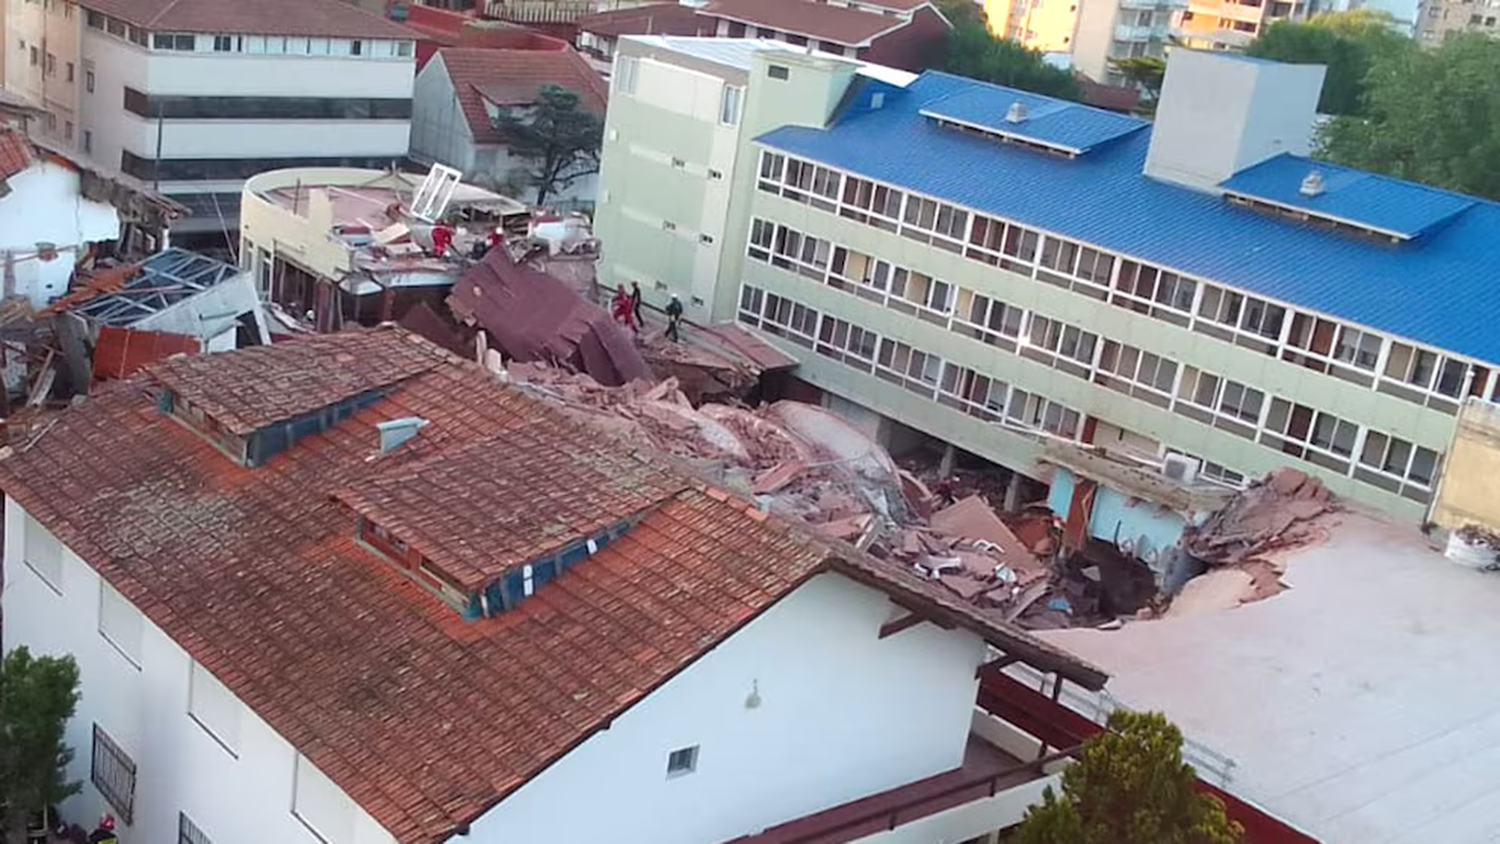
[506, 360, 1087, 627]
[1169, 467, 1338, 616]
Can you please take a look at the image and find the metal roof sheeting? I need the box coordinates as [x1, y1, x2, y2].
[918, 86, 1147, 154]
[756, 71, 1500, 365]
[1219, 154, 1476, 239]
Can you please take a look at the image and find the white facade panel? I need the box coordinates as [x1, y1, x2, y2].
[142, 119, 411, 158]
[467, 572, 988, 844]
[0, 161, 120, 306]
[140, 53, 414, 99]
[1, 498, 398, 844]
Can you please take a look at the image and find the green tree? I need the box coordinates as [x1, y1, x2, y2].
[0, 648, 82, 838]
[1317, 33, 1500, 200]
[935, 0, 987, 29]
[932, 13, 1083, 100]
[1013, 710, 1243, 844]
[1108, 56, 1167, 111]
[1246, 10, 1413, 116]
[493, 84, 604, 207]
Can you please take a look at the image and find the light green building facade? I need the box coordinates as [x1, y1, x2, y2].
[597, 40, 1487, 522]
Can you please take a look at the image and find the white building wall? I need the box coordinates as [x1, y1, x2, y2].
[0, 160, 119, 306]
[467, 572, 988, 844]
[127, 270, 271, 348]
[1, 499, 397, 844]
[410, 57, 480, 173]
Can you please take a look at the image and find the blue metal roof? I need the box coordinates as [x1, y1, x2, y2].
[917, 86, 1147, 154]
[755, 71, 1500, 364]
[1219, 154, 1476, 239]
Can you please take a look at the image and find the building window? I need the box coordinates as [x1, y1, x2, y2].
[66, 61, 74, 81]
[64, 121, 73, 141]
[350, 39, 362, 56]
[30, 46, 38, 66]
[178, 813, 213, 844]
[45, 52, 56, 75]
[99, 581, 144, 667]
[153, 33, 196, 50]
[212, 35, 233, 52]
[719, 84, 744, 125]
[767, 64, 790, 80]
[666, 745, 699, 777]
[395, 40, 412, 57]
[83, 130, 92, 153]
[614, 55, 639, 95]
[92, 725, 136, 824]
[23, 514, 63, 593]
[188, 661, 241, 756]
[86, 69, 95, 92]
[293, 755, 355, 844]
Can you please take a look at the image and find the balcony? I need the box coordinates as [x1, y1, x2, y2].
[1114, 22, 1171, 40]
[1118, 0, 1190, 10]
[726, 716, 1068, 839]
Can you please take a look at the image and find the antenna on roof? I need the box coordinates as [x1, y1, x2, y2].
[377, 417, 430, 455]
[1004, 101, 1027, 125]
[1299, 170, 1326, 198]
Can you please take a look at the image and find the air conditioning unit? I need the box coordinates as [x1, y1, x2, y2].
[1162, 454, 1200, 484]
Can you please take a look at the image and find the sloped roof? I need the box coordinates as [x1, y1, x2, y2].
[79, 0, 418, 38]
[757, 70, 1500, 365]
[436, 46, 608, 144]
[0, 328, 1105, 842]
[0, 128, 36, 180]
[697, 0, 910, 46]
[577, 2, 706, 38]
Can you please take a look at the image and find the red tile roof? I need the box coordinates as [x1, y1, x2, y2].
[335, 432, 687, 589]
[79, 0, 419, 39]
[577, 2, 707, 38]
[150, 328, 451, 435]
[697, 0, 909, 46]
[0, 128, 35, 180]
[436, 47, 608, 144]
[0, 328, 1104, 843]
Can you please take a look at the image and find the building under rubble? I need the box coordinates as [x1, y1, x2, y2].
[239, 165, 527, 332]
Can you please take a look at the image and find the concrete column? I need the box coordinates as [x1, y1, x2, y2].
[1002, 471, 1024, 513]
[937, 442, 957, 477]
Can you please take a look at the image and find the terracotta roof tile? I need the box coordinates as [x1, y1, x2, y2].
[79, 0, 419, 39]
[697, 0, 909, 45]
[0, 128, 35, 180]
[148, 329, 451, 435]
[577, 3, 707, 38]
[0, 328, 1104, 843]
[437, 47, 608, 144]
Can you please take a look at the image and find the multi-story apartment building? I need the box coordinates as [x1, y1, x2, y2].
[983, 0, 1180, 85]
[1172, 0, 1309, 49]
[12, 0, 418, 248]
[598, 40, 1500, 522]
[5, 0, 84, 148]
[1416, 0, 1500, 42]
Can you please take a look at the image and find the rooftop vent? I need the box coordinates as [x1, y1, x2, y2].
[1298, 170, 1326, 197]
[1004, 101, 1027, 125]
[377, 417, 429, 454]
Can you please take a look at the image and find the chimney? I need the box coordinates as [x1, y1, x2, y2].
[1004, 101, 1027, 124]
[377, 417, 429, 454]
[1144, 50, 1326, 191]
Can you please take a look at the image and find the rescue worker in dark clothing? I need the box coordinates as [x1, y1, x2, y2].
[629, 281, 644, 328]
[88, 815, 118, 844]
[664, 293, 684, 342]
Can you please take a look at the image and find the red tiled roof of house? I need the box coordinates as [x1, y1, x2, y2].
[78, 0, 419, 39]
[577, 2, 707, 38]
[437, 47, 608, 144]
[149, 328, 451, 435]
[335, 432, 687, 589]
[0, 328, 1105, 843]
[0, 128, 35, 180]
[697, 0, 909, 46]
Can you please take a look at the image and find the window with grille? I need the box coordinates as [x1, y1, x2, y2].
[92, 725, 136, 824]
[179, 812, 213, 844]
